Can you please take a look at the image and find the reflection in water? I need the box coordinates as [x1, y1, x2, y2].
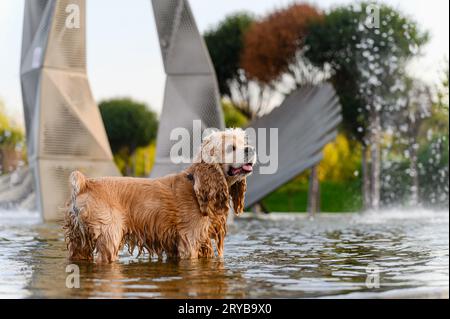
[0, 209, 448, 298]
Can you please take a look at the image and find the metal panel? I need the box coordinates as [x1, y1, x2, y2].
[245, 84, 342, 207]
[20, 0, 119, 220]
[44, 0, 86, 71]
[151, 0, 213, 74]
[150, 0, 224, 178]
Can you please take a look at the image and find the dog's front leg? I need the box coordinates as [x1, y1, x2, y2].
[198, 239, 215, 258]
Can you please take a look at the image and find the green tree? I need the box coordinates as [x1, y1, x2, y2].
[99, 98, 158, 175]
[204, 12, 255, 118]
[305, 2, 429, 209]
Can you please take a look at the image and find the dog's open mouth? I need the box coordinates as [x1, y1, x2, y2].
[228, 163, 253, 176]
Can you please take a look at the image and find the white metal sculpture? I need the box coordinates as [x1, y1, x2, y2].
[20, 0, 119, 220]
[150, 0, 225, 177]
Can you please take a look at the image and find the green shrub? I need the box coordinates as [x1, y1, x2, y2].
[262, 179, 363, 212]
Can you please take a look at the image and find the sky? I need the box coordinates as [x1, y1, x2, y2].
[0, 0, 449, 126]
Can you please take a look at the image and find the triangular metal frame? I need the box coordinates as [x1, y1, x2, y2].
[20, 0, 119, 221]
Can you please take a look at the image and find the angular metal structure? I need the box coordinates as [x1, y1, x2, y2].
[245, 84, 342, 207]
[20, 0, 119, 220]
[150, 0, 224, 177]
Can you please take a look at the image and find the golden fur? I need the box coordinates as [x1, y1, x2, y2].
[64, 129, 256, 263]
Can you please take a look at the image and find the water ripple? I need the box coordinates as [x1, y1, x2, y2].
[0, 209, 448, 298]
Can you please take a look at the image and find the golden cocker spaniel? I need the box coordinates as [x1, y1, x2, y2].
[64, 128, 256, 263]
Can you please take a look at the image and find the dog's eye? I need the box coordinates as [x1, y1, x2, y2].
[226, 145, 236, 153]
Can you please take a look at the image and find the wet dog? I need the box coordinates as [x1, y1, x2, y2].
[64, 129, 256, 263]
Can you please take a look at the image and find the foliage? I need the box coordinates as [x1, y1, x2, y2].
[235, 3, 326, 117]
[0, 101, 26, 174]
[241, 3, 323, 86]
[291, 134, 362, 185]
[380, 134, 449, 208]
[204, 13, 259, 118]
[114, 142, 156, 177]
[318, 134, 362, 182]
[0, 103, 24, 147]
[99, 98, 158, 155]
[435, 61, 449, 115]
[421, 64, 450, 141]
[305, 2, 429, 142]
[0, 122, 24, 147]
[415, 76, 449, 208]
[134, 142, 156, 177]
[383, 78, 432, 161]
[417, 135, 449, 208]
[222, 100, 248, 128]
[379, 158, 410, 206]
[262, 179, 363, 212]
[263, 134, 362, 212]
[204, 12, 255, 98]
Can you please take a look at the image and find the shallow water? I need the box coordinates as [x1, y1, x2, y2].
[0, 209, 448, 298]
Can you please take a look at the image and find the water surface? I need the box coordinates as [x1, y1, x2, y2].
[0, 209, 448, 298]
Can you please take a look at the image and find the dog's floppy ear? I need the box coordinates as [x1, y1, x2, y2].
[191, 163, 230, 216]
[230, 179, 246, 216]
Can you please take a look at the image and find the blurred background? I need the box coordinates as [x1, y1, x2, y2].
[1, 0, 448, 212]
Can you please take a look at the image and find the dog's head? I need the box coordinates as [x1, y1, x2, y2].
[198, 128, 257, 182]
[191, 129, 256, 216]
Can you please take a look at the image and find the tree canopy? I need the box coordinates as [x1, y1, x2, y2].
[99, 98, 158, 155]
[241, 3, 323, 86]
[204, 12, 254, 98]
[304, 2, 429, 142]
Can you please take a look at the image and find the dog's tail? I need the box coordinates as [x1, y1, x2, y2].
[70, 170, 87, 200]
[64, 171, 93, 259]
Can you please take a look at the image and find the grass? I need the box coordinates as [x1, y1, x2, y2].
[261, 179, 363, 212]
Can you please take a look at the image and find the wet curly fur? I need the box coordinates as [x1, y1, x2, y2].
[64, 129, 255, 263]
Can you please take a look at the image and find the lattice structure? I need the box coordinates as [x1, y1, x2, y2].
[245, 85, 342, 207]
[150, 0, 224, 177]
[20, 0, 119, 220]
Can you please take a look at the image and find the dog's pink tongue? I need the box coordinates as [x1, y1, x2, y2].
[242, 164, 253, 172]
[232, 167, 241, 175]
